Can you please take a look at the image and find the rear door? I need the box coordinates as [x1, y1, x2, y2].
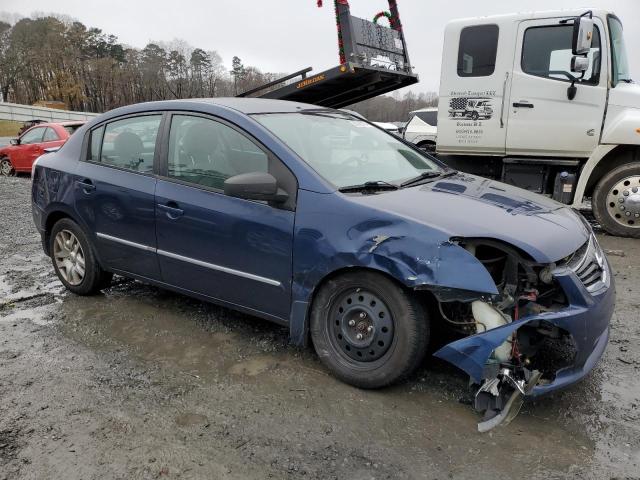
[506, 17, 608, 157]
[74, 114, 163, 279]
[155, 113, 296, 321]
[437, 22, 511, 154]
[42, 127, 65, 150]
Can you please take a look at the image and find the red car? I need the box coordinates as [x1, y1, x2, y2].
[0, 121, 84, 176]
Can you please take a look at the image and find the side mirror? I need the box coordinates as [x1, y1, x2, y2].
[571, 55, 590, 73]
[224, 172, 289, 203]
[572, 14, 594, 55]
[10, 138, 19, 145]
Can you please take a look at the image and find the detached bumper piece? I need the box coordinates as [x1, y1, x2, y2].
[434, 267, 615, 432]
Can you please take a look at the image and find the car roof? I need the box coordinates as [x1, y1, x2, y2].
[104, 97, 332, 118]
[26, 121, 85, 128]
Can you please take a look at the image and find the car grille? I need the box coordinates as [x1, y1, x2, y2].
[565, 235, 609, 293]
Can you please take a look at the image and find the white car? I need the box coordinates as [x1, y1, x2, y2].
[403, 108, 438, 151]
[373, 122, 401, 135]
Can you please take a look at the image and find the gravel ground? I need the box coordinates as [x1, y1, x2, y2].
[1, 175, 639, 479]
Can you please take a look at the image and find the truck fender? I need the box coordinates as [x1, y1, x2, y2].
[601, 108, 640, 146]
[411, 134, 437, 145]
[571, 144, 617, 208]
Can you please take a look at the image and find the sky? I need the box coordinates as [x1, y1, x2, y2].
[2, 0, 638, 94]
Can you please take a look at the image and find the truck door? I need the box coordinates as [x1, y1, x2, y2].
[506, 17, 608, 157]
[437, 23, 512, 155]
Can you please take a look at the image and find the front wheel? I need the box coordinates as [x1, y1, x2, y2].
[50, 218, 113, 295]
[0, 157, 15, 176]
[593, 163, 640, 238]
[310, 271, 428, 389]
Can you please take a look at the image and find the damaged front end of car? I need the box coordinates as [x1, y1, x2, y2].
[426, 234, 614, 432]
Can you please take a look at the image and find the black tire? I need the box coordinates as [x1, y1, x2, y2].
[49, 218, 112, 295]
[310, 271, 428, 389]
[593, 163, 640, 238]
[0, 157, 15, 177]
[470, 111, 479, 121]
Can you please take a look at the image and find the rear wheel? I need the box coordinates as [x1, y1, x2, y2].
[417, 141, 436, 154]
[50, 218, 113, 295]
[593, 163, 640, 238]
[310, 271, 428, 389]
[0, 157, 15, 176]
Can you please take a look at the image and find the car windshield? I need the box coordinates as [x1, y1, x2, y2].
[253, 111, 440, 189]
[608, 16, 632, 85]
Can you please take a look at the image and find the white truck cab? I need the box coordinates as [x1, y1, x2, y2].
[430, 9, 639, 237]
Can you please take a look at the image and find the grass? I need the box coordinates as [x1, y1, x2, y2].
[0, 120, 21, 137]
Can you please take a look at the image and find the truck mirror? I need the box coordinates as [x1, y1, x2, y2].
[572, 15, 594, 55]
[570, 55, 590, 73]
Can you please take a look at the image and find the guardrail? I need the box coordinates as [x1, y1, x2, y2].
[0, 102, 99, 123]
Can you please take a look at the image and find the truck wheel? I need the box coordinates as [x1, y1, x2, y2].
[0, 157, 15, 176]
[593, 163, 640, 238]
[310, 271, 428, 389]
[470, 111, 479, 121]
[50, 218, 113, 295]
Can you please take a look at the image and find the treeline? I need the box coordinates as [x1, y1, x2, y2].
[350, 91, 438, 123]
[0, 12, 437, 121]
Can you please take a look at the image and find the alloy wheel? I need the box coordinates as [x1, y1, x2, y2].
[53, 229, 86, 286]
[0, 158, 14, 176]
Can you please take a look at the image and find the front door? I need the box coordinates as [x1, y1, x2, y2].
[74, 114, 163, 279]
[14, 127, 45, 170]
[506, 17, 608, 157]
[155, 113, 296, 321]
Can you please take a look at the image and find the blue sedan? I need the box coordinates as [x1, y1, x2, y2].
[32, 98, 614, 429]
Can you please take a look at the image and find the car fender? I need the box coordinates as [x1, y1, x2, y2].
[288, 190, 498, 345]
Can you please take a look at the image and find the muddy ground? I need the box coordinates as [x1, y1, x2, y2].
[1, 175, 639, 479]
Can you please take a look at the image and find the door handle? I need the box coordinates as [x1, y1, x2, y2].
[513, 102, 534, 108]
[157, 202, 184, 219]
[76, 179, 96, 193]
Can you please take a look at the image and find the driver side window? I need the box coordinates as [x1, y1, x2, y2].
[167, 114, 268, 191]
[522, 24, 601, 84]
[20, 127, 45, 145]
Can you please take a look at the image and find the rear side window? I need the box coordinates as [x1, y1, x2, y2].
[20, 127, 45, 144]
[167, 114, 268, 190]
[522, 25, 601, 84]
[88, 126, 104, 162]
[64, 124, 83, 135]
[97, 115, 161, 173]
[43, 127, 59, 142]
[457, 25, 499, 77]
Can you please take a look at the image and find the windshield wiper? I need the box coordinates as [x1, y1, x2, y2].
[400, 169, 458, 188]
[339, 181, 399, 193]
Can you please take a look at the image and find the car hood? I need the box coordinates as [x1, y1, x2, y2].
[348, 173, 589, 263]
[608, 82, 640, 109]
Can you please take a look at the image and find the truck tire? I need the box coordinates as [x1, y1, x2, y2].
[417, 141, 436, 153]
[593, 163, 640, 238]
[310, 271, 428, 389]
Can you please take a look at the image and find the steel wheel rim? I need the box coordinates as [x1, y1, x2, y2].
[605, 176, 640, 229]
[53, 230, 86, 286]
[329, 288, 395, 363]
[0, 159, 12, 175]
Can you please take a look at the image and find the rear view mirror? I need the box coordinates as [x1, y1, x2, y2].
[572, 14, 594, 55]
[10, 138, 19, 145]
[224, 172, 288, 203]
[571, 56, 590, 73]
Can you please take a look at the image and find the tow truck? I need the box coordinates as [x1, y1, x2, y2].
[238, 0, 418, 108]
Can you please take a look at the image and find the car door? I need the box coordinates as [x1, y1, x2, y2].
[506, 17, 608, 157]
[41, 126, 65, 150]
[155, 113, 296, 321]
[14, 127, 45, 170]
[74, 114, 163, 280]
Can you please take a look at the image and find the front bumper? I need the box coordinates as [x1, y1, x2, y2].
[434, 267, 615, 397]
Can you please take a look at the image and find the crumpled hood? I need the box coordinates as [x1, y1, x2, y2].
[349, 173, 590, 263]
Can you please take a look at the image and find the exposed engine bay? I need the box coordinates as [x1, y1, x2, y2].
[430, 237, 604, 432]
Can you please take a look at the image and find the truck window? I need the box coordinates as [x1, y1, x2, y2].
[521, 24, 601, 84]
[457, 25, 499, 77]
